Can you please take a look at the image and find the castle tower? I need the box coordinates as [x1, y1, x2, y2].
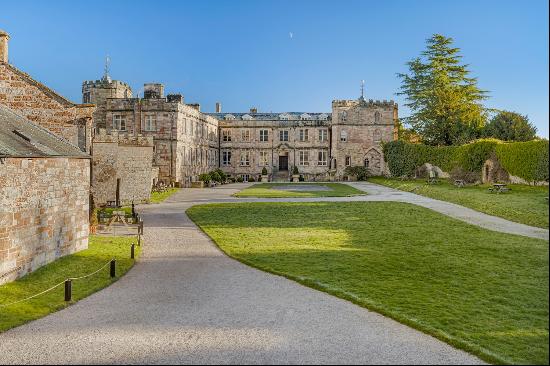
[82, 59, 133, 130]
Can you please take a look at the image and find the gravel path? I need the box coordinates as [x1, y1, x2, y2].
[0, 183, 488, 365]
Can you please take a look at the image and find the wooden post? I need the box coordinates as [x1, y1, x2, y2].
[64, 279, 72, 302]
[110, 259, 116, 278]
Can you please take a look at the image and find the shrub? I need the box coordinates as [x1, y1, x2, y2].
[261, 167, 268, 175]
[249, 177, 256, 182]
[236, 176, 244, 183]
[496, 140, 549, 183]
[292, 165, 299, 175]
[344, 166, 369, 181]
[209, 171, 222, 183]
[199, 173, 211, 183]
[214, 168, 227, 183]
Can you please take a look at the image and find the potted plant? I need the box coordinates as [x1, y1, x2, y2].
[292, 165, 300, 182]
[261, 167, 269, 182]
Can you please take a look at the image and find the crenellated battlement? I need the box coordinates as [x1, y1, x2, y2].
[94, 128, 153, 146]
[332, 99, 396, 108]
[82, 79, 131, 89]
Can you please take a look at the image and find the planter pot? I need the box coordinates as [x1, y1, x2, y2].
[292, 174, 300, 182]
[261, 175, 269, 183]
[191, 181, 205, 188]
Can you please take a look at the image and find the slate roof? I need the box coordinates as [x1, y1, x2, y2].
[206, 112, 332, 121]
[0, 104, 89, 158]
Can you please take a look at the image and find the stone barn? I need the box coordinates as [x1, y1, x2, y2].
[0, 105, 90, 284]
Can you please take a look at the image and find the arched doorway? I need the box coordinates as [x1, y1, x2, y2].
[364, 148, 382, 175]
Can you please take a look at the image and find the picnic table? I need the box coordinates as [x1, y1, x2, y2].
[488, 183, 511, 193]
[454, 179, 465, 188]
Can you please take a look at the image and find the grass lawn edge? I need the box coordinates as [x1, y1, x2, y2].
[186, 205, 505, 365]
[0, 237, 141, 334]
[232, 182, 367, 198]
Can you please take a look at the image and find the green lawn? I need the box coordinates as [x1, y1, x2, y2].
[0, 235, 140, 333]
[369, 177, 549, 229]
[234, 183, 365, 198]
[188, 202, 549, 365]
[150, 188, 180, 203]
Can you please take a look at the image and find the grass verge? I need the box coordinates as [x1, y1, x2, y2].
[369, 177, 549, 228]
[187, 201, 549, 365]
[234, 183, 365, 198]
[0, 235, 140, 333]
[150, 188, 180, 203]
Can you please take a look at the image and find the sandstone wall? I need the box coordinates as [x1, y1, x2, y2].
[0, 157, 90, 284]
[91, 131, 154, 206]
[0, 64, 94, 152]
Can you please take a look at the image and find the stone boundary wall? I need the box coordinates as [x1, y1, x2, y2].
[92, 130, 155, 206]
[0, 157, 90, 284]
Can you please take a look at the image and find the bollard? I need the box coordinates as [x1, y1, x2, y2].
[64, 279, 72, 302]
[137, 233, 141, 247]
[110, 259, 116, 278]
[131, 243, 135, 259]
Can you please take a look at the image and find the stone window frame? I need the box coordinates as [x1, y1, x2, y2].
[318, 129, 328, 142]
[373, 129, 382, 142]
[241, 129, 251, 142]
[259, 151, 269, 166]
[374, 111, 381, 123]
[345, 155, 351, 166]
[144, 115, 156, 132]
[299, 150, 310, 166]
[340, 111, 347, 122]
[222, 150, 232, 166]
[112, 114, 126, 131]
[83, 91, 91, 104]
[317, 150, 328, 166]
[259, 129, 269, 142]
[240, 151, 251, 166]
[222, 129, 232, 142]
[279, 130, 289, 142]
[299, 129, 309, 142]
[340, 130, 348, 142]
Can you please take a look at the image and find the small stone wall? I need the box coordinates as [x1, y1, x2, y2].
[0, 157, 90, 284]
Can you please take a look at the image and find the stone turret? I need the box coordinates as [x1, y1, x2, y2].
[82, 77, 133, 130]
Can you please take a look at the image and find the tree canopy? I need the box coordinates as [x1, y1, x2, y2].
[484, 111, 537, 141]
[397, 34, 489, 146]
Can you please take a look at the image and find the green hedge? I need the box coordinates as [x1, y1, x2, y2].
[495, 140, 549, 182]
[383, 139, 548, 182]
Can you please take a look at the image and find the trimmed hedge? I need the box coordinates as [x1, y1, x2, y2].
[495, 140, 549, 182]
[383, 139, 548, 182]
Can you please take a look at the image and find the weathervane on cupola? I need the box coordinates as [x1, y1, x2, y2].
[359, 80, 366, 102]
[102, 55, 112, 83]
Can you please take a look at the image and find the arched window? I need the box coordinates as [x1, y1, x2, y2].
[373, 129, 381, 142]
[374, 111, 381, 123]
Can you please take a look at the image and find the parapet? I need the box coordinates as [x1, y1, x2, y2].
[332, 99, 396, 107]
[94, 128, 154, 146]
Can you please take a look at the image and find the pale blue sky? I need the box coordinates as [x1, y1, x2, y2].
[1, 0, 548, 137]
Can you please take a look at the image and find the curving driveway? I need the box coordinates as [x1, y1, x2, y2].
[2, 181, 537, 364]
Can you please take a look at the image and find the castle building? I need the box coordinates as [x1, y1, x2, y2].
[83, 76, 397, 186]
[0, 30, 91, 284]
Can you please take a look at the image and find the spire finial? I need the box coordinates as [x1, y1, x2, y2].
[360, 80, 365, 100]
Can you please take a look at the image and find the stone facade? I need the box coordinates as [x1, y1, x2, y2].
[84, 79, 219, 187]
[0, 157, 90, 285]
[0, 63, 94, 153]
[92, 130, 155, 206]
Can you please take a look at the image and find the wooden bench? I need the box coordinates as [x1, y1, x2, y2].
[488, 183, 511, 193]
[454, 179, 465, 188]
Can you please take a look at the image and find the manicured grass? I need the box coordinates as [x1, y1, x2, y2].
[369, 177, 549, 229]
[188, 202, 549, 365]
[234, 183, 365, 198]
[150, 188, 180, 203]
[0, 235, 140, 333]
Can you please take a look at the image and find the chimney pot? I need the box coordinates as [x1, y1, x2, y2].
[0, 29, 10, 64]
[215, 102, 222, 113]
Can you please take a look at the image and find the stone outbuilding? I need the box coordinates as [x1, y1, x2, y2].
[0, 105, 91, 284]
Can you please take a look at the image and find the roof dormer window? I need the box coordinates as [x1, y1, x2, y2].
[300, 113, 311, 120]
[224, 114, 236, 120]
[242, 114, 253, 120]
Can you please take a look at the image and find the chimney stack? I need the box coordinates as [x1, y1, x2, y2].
[0, 29, 10, 64]
[250, 107, 257, 114]
[215, 102, 222, 113]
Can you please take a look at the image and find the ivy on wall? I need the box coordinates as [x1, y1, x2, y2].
[383, 139, 549, 182]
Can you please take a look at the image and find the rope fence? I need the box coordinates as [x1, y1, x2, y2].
[0, 243, 137, 309]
